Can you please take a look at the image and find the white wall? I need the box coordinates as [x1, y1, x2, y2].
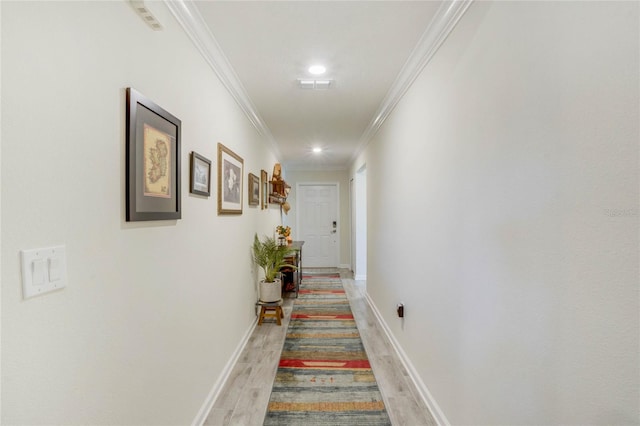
[1, 2, 280, 424]
[0, 2, 3, 421]
[355, 1, 639, 424]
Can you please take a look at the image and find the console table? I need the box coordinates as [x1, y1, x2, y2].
[282, 241, 304, 297]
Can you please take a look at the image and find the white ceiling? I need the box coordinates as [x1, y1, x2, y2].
[192, 1, 444, 170]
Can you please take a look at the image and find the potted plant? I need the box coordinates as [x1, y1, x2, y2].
[252, 233, 297, 302]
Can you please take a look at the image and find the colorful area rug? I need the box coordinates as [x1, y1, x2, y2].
[264, 275, 391, 425]
[301, 269, 341, 279]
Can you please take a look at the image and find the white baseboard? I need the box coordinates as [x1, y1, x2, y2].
[354, 274, 367, 281]
[338, 263, 351, 270]
[364, 293, 451, 426]
[191, 318, 258, 426]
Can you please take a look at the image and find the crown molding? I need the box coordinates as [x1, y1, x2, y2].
[351, 0, 474, 163]
[163, 0, 281, 159]
[165, 0, 471, 168]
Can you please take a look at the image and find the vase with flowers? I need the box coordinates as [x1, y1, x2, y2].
[276, 225, 292, 245]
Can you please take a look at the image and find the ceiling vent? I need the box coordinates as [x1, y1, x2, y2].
[298, 79, 333, 90]
[129, 0, 164, 31]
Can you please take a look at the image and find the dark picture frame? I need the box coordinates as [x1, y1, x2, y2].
[126, 88, 181, 221]
[248, 173, 260, 206]
[190, 151, 211, 197]
[261, 169, 268, 210]
[217, 143, 243, 214]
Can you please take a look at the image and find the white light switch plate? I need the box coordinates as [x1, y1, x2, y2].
[21, 246, 67, 299]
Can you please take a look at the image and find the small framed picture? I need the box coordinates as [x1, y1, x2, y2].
[190, 152, 211, 197]
[261, 169, 268, 210]
[125, 87, 181, 221]
[217, 143, 243, 215]
[248, 173, 260, 206]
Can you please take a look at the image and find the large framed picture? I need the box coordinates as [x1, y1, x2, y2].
[126, 87, 181, 221]
[248, 173, 260, 206]
[217, 143, 243, 214]
[190, 151, 211, 197]
[261, 169, 268, 210]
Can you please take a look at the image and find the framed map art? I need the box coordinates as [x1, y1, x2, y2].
[125, 87, 181, 221]
[217, 143, 244, 215]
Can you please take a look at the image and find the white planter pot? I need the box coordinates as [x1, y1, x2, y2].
[259, 278, 282, 303]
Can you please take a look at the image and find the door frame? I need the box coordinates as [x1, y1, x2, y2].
[354, 165, 367, 280]
[350, 177, 355, 274]
[295, 182, 340, 268]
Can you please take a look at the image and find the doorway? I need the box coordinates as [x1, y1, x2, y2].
[296, 183, 339, 268]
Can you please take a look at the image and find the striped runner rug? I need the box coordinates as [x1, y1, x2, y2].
[264, 275, 391, 425]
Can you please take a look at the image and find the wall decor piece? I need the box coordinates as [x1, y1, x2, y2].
[190, 151, 211, 197]
[248, 173, 260, 206]
[126, 87, 181, 221]
[217, 143, 243, 214]
[261, 169, 268, 210]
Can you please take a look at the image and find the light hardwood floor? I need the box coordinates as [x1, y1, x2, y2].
[204, 270, 437, 426]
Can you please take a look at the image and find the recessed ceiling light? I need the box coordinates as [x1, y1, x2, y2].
[312, 147, 322, 153]
[308, 65, 326, 75]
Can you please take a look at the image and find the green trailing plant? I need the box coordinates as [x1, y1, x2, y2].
[252, 234, 297, 283]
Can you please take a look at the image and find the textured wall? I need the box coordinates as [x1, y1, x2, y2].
[356, 1, 639, 424]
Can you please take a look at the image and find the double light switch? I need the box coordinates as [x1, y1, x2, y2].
[21, 245, 67, 299]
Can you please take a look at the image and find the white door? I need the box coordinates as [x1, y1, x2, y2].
[297, 184, 338, 267]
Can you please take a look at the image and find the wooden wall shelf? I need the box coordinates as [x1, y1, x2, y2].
[269, 179, 290, 205]
[269, 194, 286, 205]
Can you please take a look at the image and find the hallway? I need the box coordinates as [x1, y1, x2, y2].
[2, 1, 638, 424]
[204, 270, 436, 425]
